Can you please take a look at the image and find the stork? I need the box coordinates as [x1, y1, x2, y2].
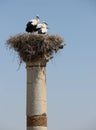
[37, 22, 48, 34]
[26, 16, 40, 33]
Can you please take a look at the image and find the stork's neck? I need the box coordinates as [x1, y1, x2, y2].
[42, 23, 47, 28]
[36, 18, 39, 23]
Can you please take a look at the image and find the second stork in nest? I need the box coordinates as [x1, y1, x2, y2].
[26, 16, 48, 34]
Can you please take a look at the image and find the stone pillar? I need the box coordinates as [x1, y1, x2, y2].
[26, 60, 47, 130]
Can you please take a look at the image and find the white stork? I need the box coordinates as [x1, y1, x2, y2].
[26, 16, 40, 33]
[37, 22, 48, 34]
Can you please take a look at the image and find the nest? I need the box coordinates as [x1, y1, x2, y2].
[6, 33, 64, 63]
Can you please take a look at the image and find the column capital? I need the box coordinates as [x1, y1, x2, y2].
[26, 59, 47, 67]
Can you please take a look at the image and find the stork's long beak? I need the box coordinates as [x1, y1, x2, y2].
[42, 21, 48, 25]
[45, 23, 48, 25]
[36, 15, 39, 19]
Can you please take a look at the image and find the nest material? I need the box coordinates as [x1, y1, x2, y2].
[6, 33, 64, 63]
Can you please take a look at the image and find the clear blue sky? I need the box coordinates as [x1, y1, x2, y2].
[0, 0, 96, 130]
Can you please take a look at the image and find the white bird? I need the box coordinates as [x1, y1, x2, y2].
[26, 16, 40, 33]
[37, 22, 48, 34]
[35, 23, 43, 31]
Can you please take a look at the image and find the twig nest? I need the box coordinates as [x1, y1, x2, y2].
[6, 33, 64, 63]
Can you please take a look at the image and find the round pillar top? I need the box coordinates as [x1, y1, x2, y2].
[26, 59, 47, 67]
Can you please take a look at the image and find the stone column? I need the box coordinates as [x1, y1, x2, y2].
[26, 60, 47, 130]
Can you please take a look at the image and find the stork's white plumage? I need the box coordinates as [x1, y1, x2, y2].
[29, 16, 39, 26]
[36, 23, 43, 29]
[26, 16, 40, 33]
[38, 22, 48, 34]
[39, 27, 48, 34]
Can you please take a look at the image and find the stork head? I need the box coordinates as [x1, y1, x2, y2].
[42, 21, 48, 25]
[36, 15, 39, 19]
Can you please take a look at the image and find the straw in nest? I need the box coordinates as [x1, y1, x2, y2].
[6, 33, 64, 63]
